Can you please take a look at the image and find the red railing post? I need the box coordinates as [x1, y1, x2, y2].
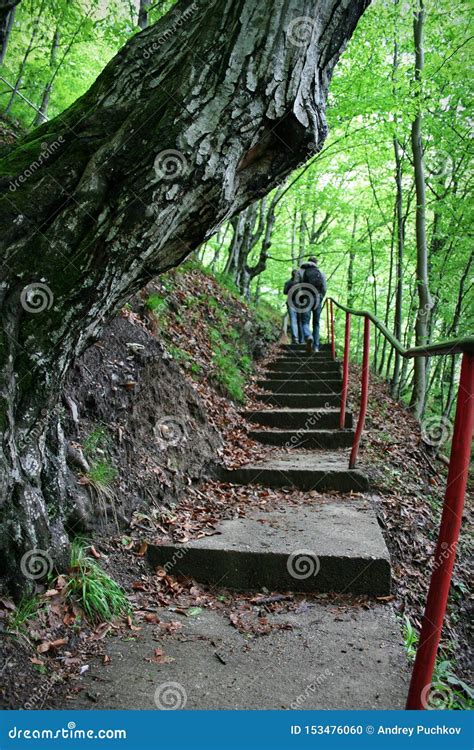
[330, 300, 336, 360]
[340, 312, 351, 429]
[326, 302, 330, 344]
[406, 353, 474, 710]
[349, 316, 370, 469]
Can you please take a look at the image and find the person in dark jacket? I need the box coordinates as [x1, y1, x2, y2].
[283, 269, 304, 344]
[300, 256, 327, 353]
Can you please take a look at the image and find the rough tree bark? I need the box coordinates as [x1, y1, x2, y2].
[0, 0, 369, 585]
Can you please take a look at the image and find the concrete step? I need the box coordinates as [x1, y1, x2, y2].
[263, 370, 342, 381]
[249, 428, 354, 449]
[242, 408, 352, 429]
[65, 604, 408, 710]
[257, 379, 341, 394]
[276, 353, 335, 361]
[267, 361, 341, 372]
[281, 343, 332, 351]
[147, 500, 389, 595]
[220, 451, 368, 493]
[254, 392, 341, 408]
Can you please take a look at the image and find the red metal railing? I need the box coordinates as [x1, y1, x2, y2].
[325, 297, 474, 711]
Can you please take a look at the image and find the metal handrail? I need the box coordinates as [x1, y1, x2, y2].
[323, 295, 474, 712]
[326, 297, 474, 357]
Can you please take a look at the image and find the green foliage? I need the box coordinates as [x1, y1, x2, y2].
[87, 459, 117, 487]
[7, 595, 43, 630]
[66, 540, 130, 623]
[209, 327, 248, 402]
[146, 292, 168, 315]
[402, 615, 473, 709]
[0, 0, 172, 127]
[167, 344, 202, 375]
[199, 0, 472, 425]
[213, 272, 241, 297]
[82, 425, 110, 457]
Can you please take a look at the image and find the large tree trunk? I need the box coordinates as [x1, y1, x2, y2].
[0, 0, 369, 586]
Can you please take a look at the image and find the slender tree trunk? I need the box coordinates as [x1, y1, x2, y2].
[5, 1, 45, 114]
[298, 207, 306, 264]
[33, 28, 60, 126]
[410, 0, 432, 418]
[367, 219, 379, 370]
[0, 0, 370, 586]
[0, 0, 19, 64]
[138, 0, 151, 29]
[347, 213, 357, 307]
[391, 134, 405, 394]
[242, 188, 283, 299]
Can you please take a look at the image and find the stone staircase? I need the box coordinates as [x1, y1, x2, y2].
[72, 343, 409, 711]
[148, 343, 392, 596]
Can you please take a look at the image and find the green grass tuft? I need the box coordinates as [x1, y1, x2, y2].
[66, 541, 131, 623]
[87, 460, 117, 486]
[146, 292, 168, 315]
